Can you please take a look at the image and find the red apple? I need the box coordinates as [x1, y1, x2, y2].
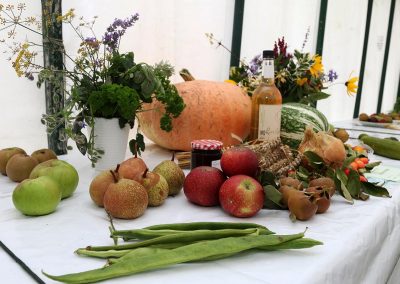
[220, 147, 259, 177]
[183, 166, 226, 206]
[219, 175, 264, 217]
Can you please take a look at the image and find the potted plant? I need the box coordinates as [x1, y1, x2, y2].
[0, 6, 185, 169]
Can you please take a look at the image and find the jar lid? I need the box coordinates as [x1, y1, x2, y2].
[191, 139, 223, 150]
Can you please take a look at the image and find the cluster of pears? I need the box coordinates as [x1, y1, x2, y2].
[0, 147, 57, 182]
[89, 154, 185, 219]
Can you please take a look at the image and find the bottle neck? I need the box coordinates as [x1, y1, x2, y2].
[261, 58, 275, 85]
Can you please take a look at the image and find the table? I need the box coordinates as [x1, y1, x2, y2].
[1, 121, 400, 284]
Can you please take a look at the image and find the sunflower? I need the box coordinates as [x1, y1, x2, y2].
[345, 77, 358, 96]
[309, 55, 324, 77]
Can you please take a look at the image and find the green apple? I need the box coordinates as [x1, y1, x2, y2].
[12, 176, 62, 216]
[29, 159, 79, 199]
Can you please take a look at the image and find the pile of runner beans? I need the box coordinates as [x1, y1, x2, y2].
[43, 222, 322, 283]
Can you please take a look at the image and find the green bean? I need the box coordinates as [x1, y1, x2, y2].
[75, 249, 132, 259]
[43, 233, 308, 283]
[143, 221, 270, 231]
[76, 241, 196, 259]
[84, 227, 269, 251]
[112, 227, 273, 241]
[258, 238, 323, 251]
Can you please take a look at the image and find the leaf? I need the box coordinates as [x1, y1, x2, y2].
[258, 171, 278, 188]
[347, 169, 361, 198]
[297, 166, 310, 181]
[263, 185, 285, 209]
[342, 156, 357, 168]
[129, 133, 146, 157]
[365, 161, 381, 171]
[361, 182, 391, 198]
[335, 169, 354, 203]
[303, 151, 324, 165]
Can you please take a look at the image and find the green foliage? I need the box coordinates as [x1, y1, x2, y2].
[88, 83, 140, 125]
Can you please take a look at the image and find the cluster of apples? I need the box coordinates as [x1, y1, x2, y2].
[0, 147, 79, 216]
[183, 147, 265, 218]
[89, 155, 185, 219]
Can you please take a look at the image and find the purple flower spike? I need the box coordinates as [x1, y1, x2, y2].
[103, 13, 139, 52]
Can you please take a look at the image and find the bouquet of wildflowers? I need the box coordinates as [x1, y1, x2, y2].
[207, 33, 358, 105]
[0, 4, 184, 165]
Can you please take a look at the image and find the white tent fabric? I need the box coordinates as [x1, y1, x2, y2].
[0, 0, 399, 151]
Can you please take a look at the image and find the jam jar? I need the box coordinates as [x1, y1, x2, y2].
[190, 139, 223, 169]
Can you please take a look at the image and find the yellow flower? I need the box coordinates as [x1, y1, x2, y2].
[224, 79, 237, 85]
[56, 8, 75, 22]
[345, 76, 358, 96]
[296, 77, 308, 86]
[309, 55, 324, 77]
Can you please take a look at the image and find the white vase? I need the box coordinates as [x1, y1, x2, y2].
[88, 117, 130, 171]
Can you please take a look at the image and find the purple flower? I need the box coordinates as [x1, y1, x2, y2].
[103, 13, 139, 52]
[325, 69, 338, 82]
[25, 72, 34, 81]
[247, 54, 262, 75]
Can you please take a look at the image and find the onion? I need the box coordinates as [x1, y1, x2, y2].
[298, 126, 346, 168]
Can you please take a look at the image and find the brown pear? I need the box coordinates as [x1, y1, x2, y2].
[0, 147, 26, 175]
[153, 159, 185, 196]
[142, 170, 169, 207]
[89, 169, 116, 207]
[103, 175, 148, 219]
[118, 157, 147, 183]
[31, 148, 58, 163]
[6, 154, 39, 182]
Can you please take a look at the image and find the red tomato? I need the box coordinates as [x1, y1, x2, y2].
[356, 160, 365, 169]
[344, 168, 350, 176]
[350, 162, 358, 171]
[359, 176, 368, 182]
[360, 157, 369, 164]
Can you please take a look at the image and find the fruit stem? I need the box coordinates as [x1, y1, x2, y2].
[143, 168, 149, 178]
[115, 164, 120, 173]
[110, 170, 119, 183]
[171, 151, 175, 162]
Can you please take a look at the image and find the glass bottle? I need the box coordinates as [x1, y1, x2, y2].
[249, 50, 282, 141]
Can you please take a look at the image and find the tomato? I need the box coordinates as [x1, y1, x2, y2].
[352, 145, 365, 153]
[359, 176, 368, 182]
[350, 162, 358, 171]
[344, 168, 350, 176]
[356, 160, 365, 169]
[360, 157, 369, 164]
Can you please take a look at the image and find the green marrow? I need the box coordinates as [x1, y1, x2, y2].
[358, 134, 400, 160]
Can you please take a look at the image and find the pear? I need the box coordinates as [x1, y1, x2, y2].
[142, 170, 169, 207]
[118, 157, 147, 183]
[103, 175, 148, 219]
[89, 170, 116, 207]
[6, 154, 39, 182]
[153, 156, 185, 196]
[31, 148, 58, 163]
[0, 147, 26, 175]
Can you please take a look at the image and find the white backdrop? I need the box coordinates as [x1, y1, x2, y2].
[0, 0, 399, 151]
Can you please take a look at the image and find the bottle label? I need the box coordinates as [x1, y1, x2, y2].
[258, 104, 282, 141]
[262, 59, 274, 78]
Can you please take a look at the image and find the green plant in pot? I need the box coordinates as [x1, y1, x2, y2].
[1, 6, 185, 166]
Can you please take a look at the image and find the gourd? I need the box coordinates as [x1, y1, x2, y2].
[280, 103, 330, 149]
[359, 134, 400, 160]
[138, 72, 251, 151]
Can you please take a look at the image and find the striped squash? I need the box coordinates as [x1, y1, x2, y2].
[280, 103, 330, 148]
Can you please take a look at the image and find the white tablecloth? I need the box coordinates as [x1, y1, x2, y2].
[1, 122, 400, 284]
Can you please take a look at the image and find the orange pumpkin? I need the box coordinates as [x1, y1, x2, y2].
[138, 80, 251, 151]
